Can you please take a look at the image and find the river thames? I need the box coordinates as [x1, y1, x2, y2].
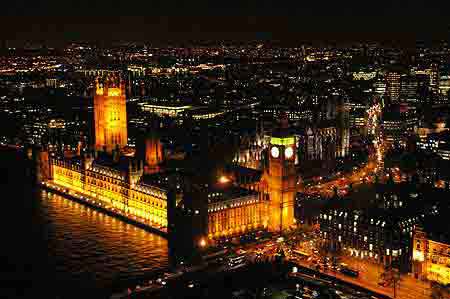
[0, 149, 168, 298]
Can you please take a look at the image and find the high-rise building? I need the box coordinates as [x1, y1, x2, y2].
[415, 65, 439, 96]
[374, 79, 386, 96]
[347, 102, 368, 137]
[385, 71, 401, 102]
[382, 103, 418, 147]
[429, 63, 440, 94]
[336, 97, 350, 158]
[400, 75, 419, 103]
[94, 75, 128, 153]
[438, 74, 450, 96]
[416, 74, 431, 105]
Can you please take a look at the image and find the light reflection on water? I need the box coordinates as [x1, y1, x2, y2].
[1, 150, 169, 298]
[40, 190, 169, 286]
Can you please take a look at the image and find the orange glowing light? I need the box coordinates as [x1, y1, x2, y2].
[413, 250, 424, 262]
[218, 176, 230, 184]
[108, 88, 121, 97]
[94, 79, 127, 153]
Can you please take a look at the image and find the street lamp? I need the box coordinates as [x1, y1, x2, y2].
[218, 176, 229, 184]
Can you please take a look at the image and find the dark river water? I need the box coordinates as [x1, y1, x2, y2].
[0, 149, 168, 299]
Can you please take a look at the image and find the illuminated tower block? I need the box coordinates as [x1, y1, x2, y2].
[385, 71, 401, 102]
[94, 75, 128, 153]
[336, 97, 350, 158]
[266, 115, 297, 232]
[144, 136, 163, 173]
[136, 120, 164, 174]
[136, 132, 163, 174]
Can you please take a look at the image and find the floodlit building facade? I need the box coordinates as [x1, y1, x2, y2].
[412, 227, 450, 285]
[94, 75, 128, 153]
[36, 77, 298, 249]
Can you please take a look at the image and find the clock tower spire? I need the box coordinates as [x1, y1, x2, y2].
[266, 113, 297, 232]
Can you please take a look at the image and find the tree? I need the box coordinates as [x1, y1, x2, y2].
[379, 262, 401, 297]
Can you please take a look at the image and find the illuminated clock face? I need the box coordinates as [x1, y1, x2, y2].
[271, 146, 280, 158]
[285, 146, 294, 159]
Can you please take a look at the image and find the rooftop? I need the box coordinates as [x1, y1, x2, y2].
[322, 183, 448, 228]
[207, 184, 259, 204]
[139, 170, 185, 190]
[420, 214, 450, 244]
[228, 164, 263, 184]
[92, 153, 139, 173]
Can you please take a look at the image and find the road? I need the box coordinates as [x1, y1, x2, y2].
[303, 136, 386, 198]
[281, 244, 433, 299]
[237, 239, 395, 298]
[112, 231, 433, 299]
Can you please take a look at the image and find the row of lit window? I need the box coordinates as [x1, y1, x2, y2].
[84, 179, 166, 209]
[132, 185, 166, 200]
[54, 162, 167, 200]
[91, 167, 123, 180]
[93, 168, 167, 199]
[320, 211, 358, 220]
[208, 198, 261, 213]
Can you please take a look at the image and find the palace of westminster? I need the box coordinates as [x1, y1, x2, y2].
[34, 74, 351, 253]
[33, 74, 299, 250]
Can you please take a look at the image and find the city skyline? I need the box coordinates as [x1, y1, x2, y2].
[1, 15, 450, 298]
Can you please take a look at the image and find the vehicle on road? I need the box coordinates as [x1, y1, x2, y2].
[235, 249, 247, 255]
[378, 280, 390, 287]
[292, 250, 310, 259]
[331, 264, 339, 272]
[339, 266, 359, 277]
[203, 248, 229, 263]
[227, 253, 247, 269]
[261, 287, 273, 297]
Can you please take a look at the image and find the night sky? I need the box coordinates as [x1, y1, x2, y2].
[2, 1, 450, 46]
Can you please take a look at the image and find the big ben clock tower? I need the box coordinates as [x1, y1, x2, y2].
[266, 114, 297, 232]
